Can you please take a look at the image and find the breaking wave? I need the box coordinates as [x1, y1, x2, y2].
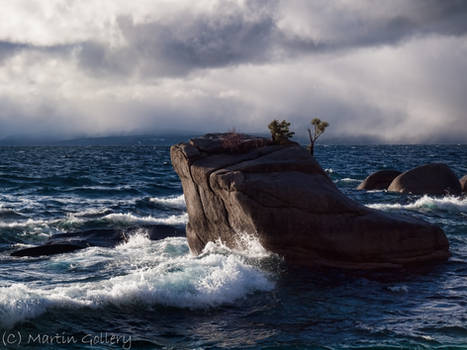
[0, 212, 188, 231]
[339, 178, 361, 183]
[101, 212, 188, 225]
[367, 195, 467, 213]
[149, 194, 186, 209]
[0, 232, 276, 328]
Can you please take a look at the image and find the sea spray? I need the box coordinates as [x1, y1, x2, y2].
[101, 212, 188, 226]
[0, 211, 188, 242]
[149, 194, 186, 209]
[0, 233, 276, 329]
[367, 195, 467, 213]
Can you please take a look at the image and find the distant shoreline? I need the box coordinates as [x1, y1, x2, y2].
[0, 133, 466, 146]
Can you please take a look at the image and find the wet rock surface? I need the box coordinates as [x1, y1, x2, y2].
[388, 163, 461, 195]
[357, 170, 402, 190]
[171, 134, 450, 269]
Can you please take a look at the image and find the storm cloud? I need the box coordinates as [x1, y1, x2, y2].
[0, 0, 466, 143]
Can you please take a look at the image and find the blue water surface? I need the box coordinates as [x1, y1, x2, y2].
[0, 142, 466, 349]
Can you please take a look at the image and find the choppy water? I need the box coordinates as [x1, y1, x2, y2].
[0, 142, 466, 349]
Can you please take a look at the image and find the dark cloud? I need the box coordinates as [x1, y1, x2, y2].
[281, 0, 467, 54]
[72, 0, 467, 78]
[76, 1, 279, 78]
[0, 40, 76, 65]
[0, 41, 29, 62]
[3, 1, 466, 78]
[1, 1, 466, 143]
[361, 0, 467, 44]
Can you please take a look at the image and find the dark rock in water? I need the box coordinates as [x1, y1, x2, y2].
[47, 228, 126, 248]
[388, 163, 461, 195]
[460, 175, 467, 193]
[11, 243, 85, 257]
[357, 170, 401, 190]
[10, 224, 185, 257]
[171, 133, 450, 269]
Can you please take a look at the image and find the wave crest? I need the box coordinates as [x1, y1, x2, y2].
[367, 195, 467, 213]
[102, 212, 188, 225]
[0, 235, 276, 328]
[149, 195, 186, 209]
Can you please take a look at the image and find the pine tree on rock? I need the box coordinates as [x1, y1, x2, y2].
[268, 120, 295, 145]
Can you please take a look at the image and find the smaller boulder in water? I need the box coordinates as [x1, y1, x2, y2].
[460, 175, 467, 193]
[388, 163, 461, 195]
[11, 243, 85, 257]
[357, 170, 401, 190]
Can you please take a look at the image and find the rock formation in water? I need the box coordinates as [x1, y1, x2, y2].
[357, 170, 401, 190]
[170, 133, 450, 269]
[388, 163, 461, 195]
[460, 175, 467, 193]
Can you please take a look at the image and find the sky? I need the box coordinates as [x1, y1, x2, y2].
[0, 0, 466, 143]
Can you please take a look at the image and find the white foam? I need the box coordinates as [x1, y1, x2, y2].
[0, 284, 55, 328]
[368, 195, 467, 213]
[73, 207, 111, 217]
[339, 178, 361, 183]
[232, 232, 271, 259]
[0, 211, 188, 229]
[0, 218, 51, 229]
[149, 195, 186, 209]
[0, 234, 275, 328]
[102, 212, 188, 225]
[0, 214, 87, 230]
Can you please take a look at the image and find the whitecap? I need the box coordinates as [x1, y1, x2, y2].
[0, 234, 275, 328]
[339, 178, 361, 183]
[149, 194, 186, 209]
[72, 207, 112, 218]
[368, 195, 467, 213]
[102, 212, 188, 225]
[0, 218, 51, 229]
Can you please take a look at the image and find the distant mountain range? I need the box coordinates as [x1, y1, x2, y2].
[0, 133, 464, 146]
[0, 134, 197, 146]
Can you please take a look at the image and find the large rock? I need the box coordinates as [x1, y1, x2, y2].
[357, 170, 401, 190]
[171, 134, 450, 269]
[388, 163, 461, 195]
[460, 175, 467, 193]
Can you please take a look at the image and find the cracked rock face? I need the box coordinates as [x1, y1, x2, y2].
[171, 133, 450, 269]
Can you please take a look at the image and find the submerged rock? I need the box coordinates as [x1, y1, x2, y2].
[388, 163, 461, 195]
[171, 133, 450, 269]
[357, 170, 401, 190]
[11, 243, 85, 257]
[460, 175, 467, 193]
[10, 224, 185, 257]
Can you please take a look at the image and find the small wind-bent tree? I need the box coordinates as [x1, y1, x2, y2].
[268, 119, 295, 144]
[307, 118, 329, 156]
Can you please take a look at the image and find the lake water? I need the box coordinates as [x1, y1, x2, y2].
[0, 141, 466, 349]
